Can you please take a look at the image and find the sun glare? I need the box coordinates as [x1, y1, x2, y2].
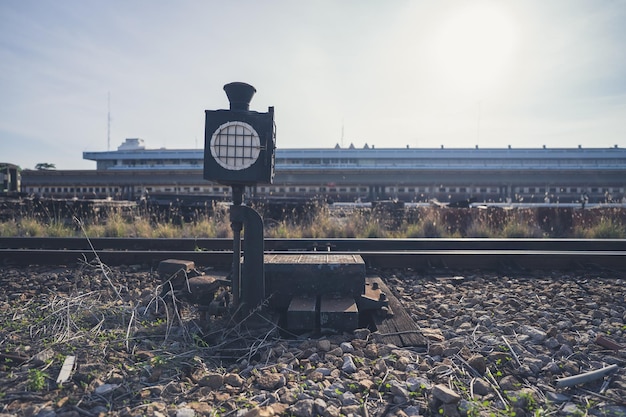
[431, 4, 517, 97]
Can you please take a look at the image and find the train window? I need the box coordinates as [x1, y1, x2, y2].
[528, 187, 535, 193]
[408, 188, 415, 192]
[349, 187, 356, 192]
[480, 188, 487, 193]
[398, 188, 405, 192]
[298, 188, 306, 192]
[549, 188, 556, 193]
[459, 187, 466, 193]
[213, 187, 220, 192]
[360, 187, 367, 192]
[439, 187, 446, 192]
[320, 187, 326, 192]
[289, 187, 296, 192]
[279, 188, 285, 192]
[339, 188, 346, 192]
[591, 188, 598, 192]
[539, 188, 545, 193]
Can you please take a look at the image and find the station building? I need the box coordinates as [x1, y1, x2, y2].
[19, 138, 626, 204]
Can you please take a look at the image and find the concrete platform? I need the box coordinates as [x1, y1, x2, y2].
[320, 295, 359, 332]
[264, 254, 366, 308]
[286, 296, 317, 331]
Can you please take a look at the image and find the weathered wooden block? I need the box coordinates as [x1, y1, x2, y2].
[158, 259, 195, 281]
[265, 254, 365, 308]
[287, 296, 317, 331]
[319, 295, 359, 332]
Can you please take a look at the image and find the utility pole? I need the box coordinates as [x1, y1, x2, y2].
[107, 92, 111, 151]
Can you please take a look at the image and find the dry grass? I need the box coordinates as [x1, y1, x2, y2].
[1, 204, 625, 238]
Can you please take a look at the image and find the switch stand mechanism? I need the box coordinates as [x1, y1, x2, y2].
[229, 185, 265, 314]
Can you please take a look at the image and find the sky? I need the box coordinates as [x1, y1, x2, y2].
[1, 1, 626, 170]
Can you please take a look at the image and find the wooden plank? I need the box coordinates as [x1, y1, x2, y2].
[56, 355, 75, 384]
[368, 276, 428, 347]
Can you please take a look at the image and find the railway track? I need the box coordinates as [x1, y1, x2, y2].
[1, 237, 625, 270]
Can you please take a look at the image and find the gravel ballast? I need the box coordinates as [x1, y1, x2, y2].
[0, 264, 625, 417]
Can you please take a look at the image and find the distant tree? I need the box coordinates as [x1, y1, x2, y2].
[35, 163, 56, 170]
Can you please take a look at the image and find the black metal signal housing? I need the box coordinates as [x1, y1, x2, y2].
[203, 82, 275, 185]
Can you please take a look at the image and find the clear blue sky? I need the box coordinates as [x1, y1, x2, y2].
[1, 0, 625, 169]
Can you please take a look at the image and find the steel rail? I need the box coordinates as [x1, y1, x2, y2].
[1, 247, 625, 270]
[2, 237, 626, 251]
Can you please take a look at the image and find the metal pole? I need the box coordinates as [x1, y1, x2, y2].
[230, 186, 244, 306]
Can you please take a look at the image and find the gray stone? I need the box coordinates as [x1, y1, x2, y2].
[340, 342, 355, 353]
[544, 391, 570, 404]
[441, 403, 461, 417]
[432, 384, 461, 404]
[562, 402, 583, 415]
[519, 325, 547, 342]
[353, 328, 370, 340]
[544, 337, 560, 349]
[395, 356, 411, 371]
[340, 391, 360, 406]
[318, 339, 332, 352]
[255, 372, 286, 390]
[313, 398, 327, 415]
[467, 354, 486, 375]
[324, 382, 346, 398]
[94, 383, 119, 395]
[322, 404, 341, 417]
[373, 358, 388, 375]
[327, 347, 344, 357]
[389, 380, 410, 402]
[403, 405, 422, 417]
[176, 408, 195, 417]
[407, 376, 431, 392]
[340, 405, 363, 416]
[499, 375, 521, 391]
[342, 355, 357, 374]
[364, 344, 379, 359]
[316, 367, 332, 376]
[471, 378, 492, 396]
[224, 373, 244, 387]
[198, 372, 223, 389]
[290, 399, 315, 417]
[558, 344, 574, 356]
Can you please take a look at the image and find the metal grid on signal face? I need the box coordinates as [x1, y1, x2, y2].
[210, 121, 261, 171]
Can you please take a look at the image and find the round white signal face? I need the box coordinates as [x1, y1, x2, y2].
[210, 121, 261, 171]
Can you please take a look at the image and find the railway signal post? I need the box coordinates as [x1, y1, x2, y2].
[203, 82, 276, 313]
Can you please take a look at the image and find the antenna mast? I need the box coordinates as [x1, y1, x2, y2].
[341, 119, 344, 148]
[107, 92, 111, 151]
